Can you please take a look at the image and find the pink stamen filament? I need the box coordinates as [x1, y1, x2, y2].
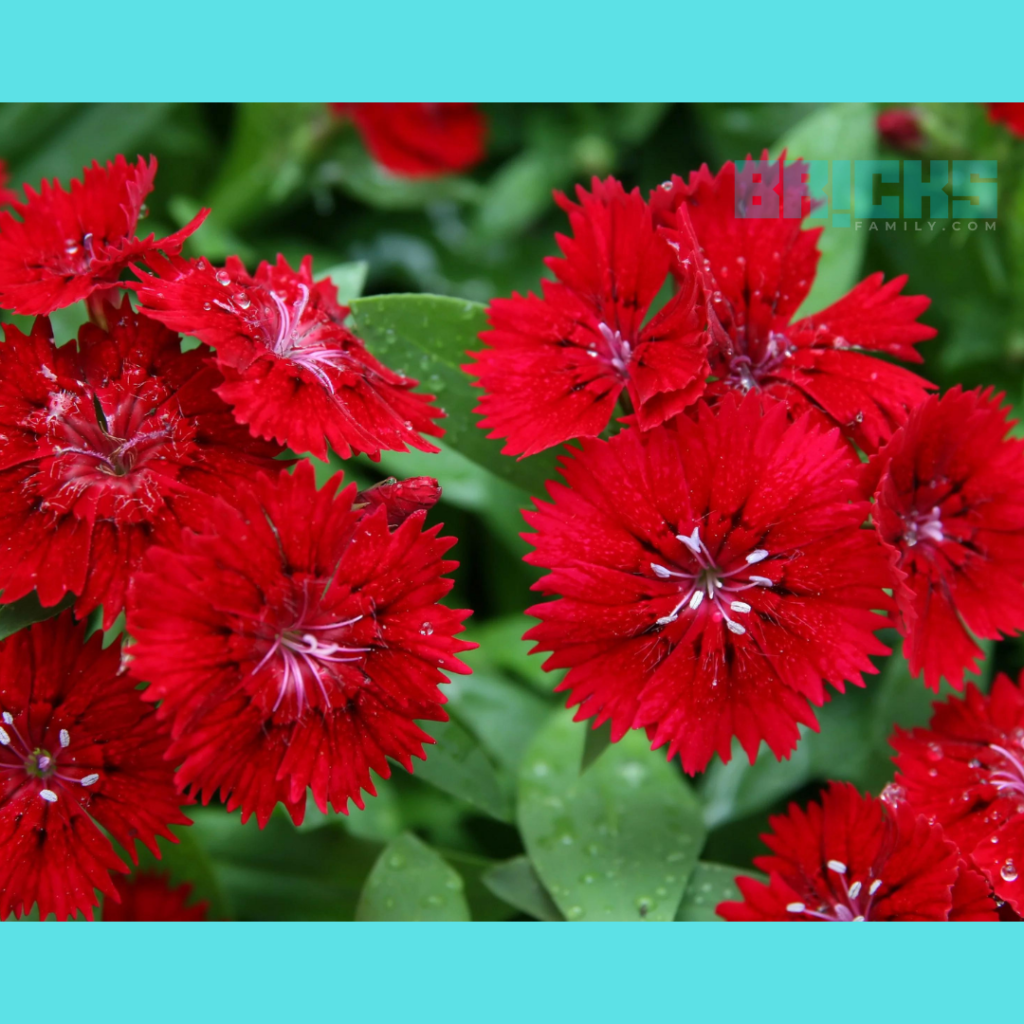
[989, 743, 1024, 798]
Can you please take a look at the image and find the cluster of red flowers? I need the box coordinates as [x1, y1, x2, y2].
[470, 155, 1024, 920]
[0, 152, 472, 920]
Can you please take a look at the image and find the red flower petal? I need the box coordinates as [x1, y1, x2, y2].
[467, 177, 709, 456]
[988, 103, 1024, 138]
[874, 387, 1024, 690]
[0, 300, 283, 628]
[657, 156, 935, 453]
[0, 155, 207, 316]
[103, 871, 209, 921]
[717, 782, 963, 921]
[133, 253, 444, 461]
[524, 395, 893, 773]
[892, 671, 1024, 912]
[333, 103, 486, 177]
[126, 462, 474, 827]
[0, 614, 188, 921]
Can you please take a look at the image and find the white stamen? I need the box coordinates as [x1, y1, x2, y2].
[2, 711, 12, 725]
[750, 576, 773, 587]
[80, 774, 99, 787]
[40, 789, 58, 803]
[651, 564, 672, 578]
[677, 528, 702, 555]
[848, 881, 862, 899]
[0, 726, 9, 745]
[689, 590, 704, 610]
[730, 601, 751, 613]
[827, 860, 847, 874]
[786, 902, 806, 913]
[726, 620, 746, 635]
[745, 549, 769, 564]
[869, 879, 882, 895]
[59, 729, 70, 748]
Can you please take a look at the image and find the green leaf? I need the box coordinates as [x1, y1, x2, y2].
[772, 102, 878, 317]
[347, 294, 559, 494]
[406, 717, 514, 823]
[675, 862, 753, 922]
[464, 614, 555, 694]
[129, 824, 230, 921]
[356, 832, 469, 921]
[203, 103, 324, 230]
[316, 260, 369, 303]
[482, 856, 564, 921]
[0, 592, 75, 641]
[12, 103, 176, 189]
[443, 665, 552, 774]
[580, 720, 613, 773]
[518, 710, 706, 921]
[187, 807, 381, 921]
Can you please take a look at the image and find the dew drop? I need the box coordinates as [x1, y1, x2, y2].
[215, 270, 231, 286]
[881, 782, 906, 807]
[926, 742, 943, 762]
[1001, 860, 1018, 883]
[419, 622, 434, 636]
[233, 292, 251, 310]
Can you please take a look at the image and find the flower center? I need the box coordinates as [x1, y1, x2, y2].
[650, 526, 773, 635]
[262, 282, 351, 393]
[903, 505, 944, 548]
[250, 583, 371, 714]
[54, 233, 96, 275]
[786, 860, 884, 922]
[0, 714, 100, 803]
[37, 387, 184, 521]
[726, 330, 793, 393]
[595, 322, 633, 379]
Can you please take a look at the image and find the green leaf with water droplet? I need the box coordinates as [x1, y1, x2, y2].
[771, 102, 877, 318]
[406, 716, 514, 823]
[482, 856, 564, 921]
[675, 861, 753, 922]
[518, 709, 706, 921]
[347, 294, 559, 495]
[356, 832, 470, 921]
[186, 806, 381, 921]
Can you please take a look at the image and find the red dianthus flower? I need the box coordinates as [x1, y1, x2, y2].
[331, 103, 486, 177]
[524, 395, 893, 774]
[890, 672, 1024, 914]
[877, 109, 924, 150]
[103, 871, 209, 921]
[655, 155, 936, 454]
[717, 781, 996, 921]
[467, 176, 709, 457]
[0, 300, 283, 628]
[987, 103, 1024, 138]
[0, 155, 206, 317]
[126, 462, 474, 827]
[132, 253, 445, 461]
[0, 614, 188, 922]
[873, 387, 1024, 690]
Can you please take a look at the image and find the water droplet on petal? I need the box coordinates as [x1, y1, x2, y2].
[1001, 860, 1018, 882]
[216, 270, 231, 286]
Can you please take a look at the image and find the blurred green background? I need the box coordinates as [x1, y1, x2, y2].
[1, 102, 1021, 921]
